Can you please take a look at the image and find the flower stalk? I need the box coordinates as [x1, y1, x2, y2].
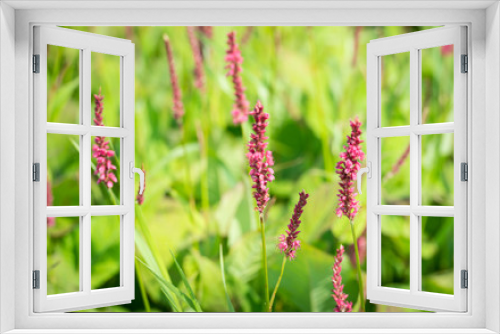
[332, 245, 353, 312]
[269, 256, 286, 312]
[93, 89, 117, 189]
[226, 31, 250, 124]
[270, 191, 309, 312]
[259, 214, 270, 311]
[187, 27, 205, 92]
[247, 101, 274, 311]
[336, 117, 365, 312]
[350, 221, 365, 312]
[163, 34, 185, 124]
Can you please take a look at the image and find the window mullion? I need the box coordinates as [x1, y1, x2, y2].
[409, 47, 420, 294]
[81, 47, 92, 294]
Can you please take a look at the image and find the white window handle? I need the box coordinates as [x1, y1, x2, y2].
[129, 161, 145, 195]
[356, 161, 372, 195]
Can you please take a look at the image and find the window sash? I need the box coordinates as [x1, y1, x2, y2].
[366, 26, 467, 312]
[33, 26, 136, 313]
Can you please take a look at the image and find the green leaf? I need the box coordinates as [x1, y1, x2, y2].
[219, 244, 235, 312]
[169, 250, 203, 312]
[135, 232, 182, 312]
[137, 257, 199, 312]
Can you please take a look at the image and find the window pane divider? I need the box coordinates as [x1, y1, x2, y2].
[373, 205, 411, 215]
[412, 206, 455, 217]
[46, 206, 89, 217]
[372, 126, 410, 137]
[45, 205, 130, 217]
[47, 122, 130, 138]
[372, 205, 455, 217]
[413, 123, 454, 135]
[372, 123, 454, 139]
[409, 47, 420, 295]
[90, 205, 130, 216]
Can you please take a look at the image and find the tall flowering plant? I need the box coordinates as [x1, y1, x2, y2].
[247, 100, 274, 311]
[269, 191, 309, 312]
[92, 89, 117, 189]
[335, 117, 365, 311]
[226, 31, 250, 125]
[247, 101, 275, 213]
[163, 34, 185, 124]
[187, 27, 205, 92]
[332, 245, 353, 312]
[277, 191, 309, 261]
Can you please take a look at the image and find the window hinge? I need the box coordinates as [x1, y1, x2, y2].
[461, 270, 468, 289]
[33, 270, 40, 289]
[33, 54, 40, 73]
[33, 163, 40, 182]
[461, 54, 468, 73]
[461, 162, 468, 181]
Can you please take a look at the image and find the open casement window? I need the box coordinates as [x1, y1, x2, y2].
[33, 26, 137, 312]
[365, 26, 467, 312]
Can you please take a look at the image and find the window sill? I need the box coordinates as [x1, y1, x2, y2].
[4, 329, 497, 334]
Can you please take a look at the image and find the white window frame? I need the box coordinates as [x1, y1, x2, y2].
[1, 1, 499, 333]
[366, 26, 467, 312]
[33, 26, 136, 313]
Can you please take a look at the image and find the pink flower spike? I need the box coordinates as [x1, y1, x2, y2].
[332, 245, 353, 312]
[92, 89, 118, 189]
[277, 191, 309, 260]
[225, 31, 250, 125]
[187, 27, 205, 92]
[247, 101, 274, 213]
[336, 118, 365, 220]
[163, 34, 185, 124]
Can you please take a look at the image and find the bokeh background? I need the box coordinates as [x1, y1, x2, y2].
[45, 26, 454, 312]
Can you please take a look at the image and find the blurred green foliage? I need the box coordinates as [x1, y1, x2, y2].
[46, 26, 454, 313]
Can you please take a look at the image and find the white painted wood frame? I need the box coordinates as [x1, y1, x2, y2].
[0, 2, 497, 333]
[366, 26, 467, 312]
[32, 26, 135, 313]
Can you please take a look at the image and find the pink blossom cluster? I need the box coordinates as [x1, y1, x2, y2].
[225, 31, 250, 124]
[332, 245, 353, 312]
[163, 34, 185, 123]
[93, 90, 117, 188]
[187, 27, 205, 91]
[247, 101, 275, 213]
[278, 191, 309, 260]
[136, 164, 146, 205]
[336, 118, 365, 220]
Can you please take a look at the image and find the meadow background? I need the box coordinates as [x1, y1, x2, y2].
[46, 26, 454, 312]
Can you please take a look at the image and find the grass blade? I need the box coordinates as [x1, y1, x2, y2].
[137, 257, 201, 312]
[169, 249, 203, 312]
[219, 244, 235, 312]
[135, 232, 182, 312]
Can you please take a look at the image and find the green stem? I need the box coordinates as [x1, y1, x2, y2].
[268, 256, 287, 312]
[135, 258, 151, 312]
[350, 220, 365, 312]
[107, 187, 118, 206]
[259, 214, 270, 311]
[180, 126, 198, 236]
